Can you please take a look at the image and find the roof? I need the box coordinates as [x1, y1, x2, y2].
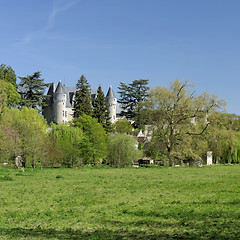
[56, 82, 97, 108]
[106, 85, 116, 98]
[50, 81, 118, 110]
[47, 83, 55, 95]
[55, 81, 64, 93]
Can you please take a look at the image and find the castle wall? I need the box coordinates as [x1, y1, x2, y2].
[42, 104, 53, 124]
[44, 82, 117, 124]
[53, 93, 66, 123]
[65, 108, 74, 122]
[107, 97, 117, 123]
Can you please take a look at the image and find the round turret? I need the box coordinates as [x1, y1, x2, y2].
[106, 85, 117, 123]
[53, 81, 66, 123]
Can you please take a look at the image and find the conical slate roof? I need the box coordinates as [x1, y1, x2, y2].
[55, 80, 64, 93]
[106, 85, 116, 98]
[47, 82, 55, 95]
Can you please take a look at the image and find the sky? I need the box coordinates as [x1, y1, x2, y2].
[1, 0, 240, 114]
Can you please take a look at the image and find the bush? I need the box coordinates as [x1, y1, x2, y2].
[106, 133, 142, 168]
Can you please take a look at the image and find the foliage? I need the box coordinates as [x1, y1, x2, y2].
[50, 123, 83, 167]
[1, 166, 240, 239]
[118, 79, 149, 127]
[206, 112, 240, 164]
[72, 114, 107, 164]
[142, 80, 225, 165]
[112, 118, 133, 133]
[0, 64, 17, 87]
[107, 133, 142, 167]
[93, 85, 112, 132]
[145, 144, 160, 159]
[41, 134, 63, 168]
[0, 65, 20, 115]
[73, 75, 93, 118]
[1, 107, 48, 168]
[0, 124, 20, 164]
[0, 80, 20, 115]
[18, 71, 49, 111]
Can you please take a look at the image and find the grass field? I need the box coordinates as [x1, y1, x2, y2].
[0, 165, 240, 239]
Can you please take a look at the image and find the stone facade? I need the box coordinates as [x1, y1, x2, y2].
[43, 81, 117, 124]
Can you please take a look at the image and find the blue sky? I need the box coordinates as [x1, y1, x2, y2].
[1, 0, 240, 114]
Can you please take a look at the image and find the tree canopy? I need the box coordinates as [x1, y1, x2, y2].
[72, 114, 107, 164]
[112, 118, 133, 133]
[107, 133, 142, 167]
[18, 71, 49, 111]
[73, 75, 93, 118]
[118, 79, 149, 127]
[0, 80, 20, 115]
[0, 64, 20, 115]
[142, 80, 225, 165]
[93, 85, 111, 131]
[50, 123, 83, 167]
[0, 64, 17, 87]
[1, 107, 48, 168]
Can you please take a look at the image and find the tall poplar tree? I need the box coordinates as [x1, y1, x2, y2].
[93, 85, 111, 131]
[73, 75, 92, 118]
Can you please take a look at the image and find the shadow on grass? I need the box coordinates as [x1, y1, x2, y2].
[0, 227, 201, 240]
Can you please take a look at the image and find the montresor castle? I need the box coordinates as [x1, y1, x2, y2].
[43, 80, 117, 124]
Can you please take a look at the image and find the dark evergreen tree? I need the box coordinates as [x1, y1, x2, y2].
[73, 75, 93, 118]
[93, 85, 111, 131]
[118, 79, 149, 127]
[18, 71, 49, 111]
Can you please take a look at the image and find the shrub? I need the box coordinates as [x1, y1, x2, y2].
[107, 133, 142, 167]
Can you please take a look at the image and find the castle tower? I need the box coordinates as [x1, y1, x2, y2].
[106, 85, 117, 123]
[53, 80, 66, 123]
[42, 82, 55, 124]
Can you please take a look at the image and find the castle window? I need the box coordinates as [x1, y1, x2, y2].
[62, 111, 64, 117]
[65, 111, 67, 117]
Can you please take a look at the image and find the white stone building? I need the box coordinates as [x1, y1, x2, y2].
[43, 80, 117, 124]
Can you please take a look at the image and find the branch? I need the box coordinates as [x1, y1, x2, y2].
[185, 123, 210, 136]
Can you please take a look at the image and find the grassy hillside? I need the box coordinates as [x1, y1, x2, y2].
[0, 165, 240, 239]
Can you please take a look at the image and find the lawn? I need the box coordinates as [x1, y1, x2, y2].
[0, 165, 240, 239]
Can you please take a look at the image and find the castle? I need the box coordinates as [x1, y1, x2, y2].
[43, 80, 117, 124]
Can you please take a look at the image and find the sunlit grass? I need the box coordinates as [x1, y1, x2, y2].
[0, 165, 240, 239]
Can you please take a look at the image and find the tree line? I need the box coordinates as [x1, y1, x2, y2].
[1, 63, 240, 168]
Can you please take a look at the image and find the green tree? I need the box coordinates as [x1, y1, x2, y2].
[112, 118, 133, 133]
[18, 71, 49, 111]
[0, 64, 17, 87]
[206, 112, 239, 164]
[118, 79, 149, 127]
[107, 133, 142, 167]
[1, 107, 48, 168]
[0, 123, 20, 165]
[41, 134, 64, 168]
[73, 75, 92, 118]
[0, 63, 20, 113]
[72, 114, 107, 164]
[50, 123, 83, 167]
[0, 80, 20, 115]
[142, 80, 225, 166]
[93, 85, 111, 131]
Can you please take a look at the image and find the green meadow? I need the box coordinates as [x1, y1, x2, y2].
[0, 165, 240, 239]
